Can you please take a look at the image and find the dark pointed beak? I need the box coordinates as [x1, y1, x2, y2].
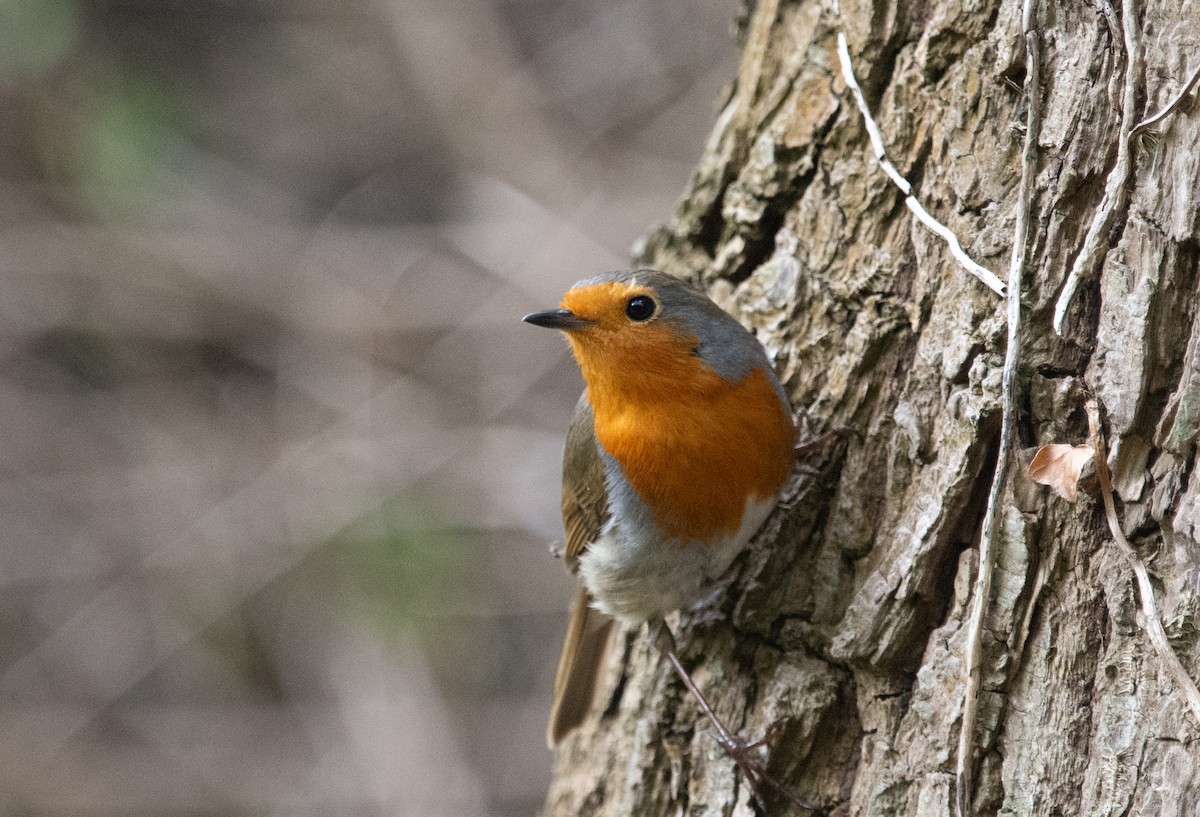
[522, 308, 591, 330]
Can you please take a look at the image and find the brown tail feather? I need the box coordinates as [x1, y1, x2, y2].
[546, 589, 613, 747]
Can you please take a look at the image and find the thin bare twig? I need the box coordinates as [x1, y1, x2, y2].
[1085, 400, 1200, 727]
[1131, 60, 1200, 136]
[835, 34, 1007, 296]
[954, 4, 1041, 815]
[1053, 0, 1142, 335]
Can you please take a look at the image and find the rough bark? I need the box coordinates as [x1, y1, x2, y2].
[542, 0, 1200, 815]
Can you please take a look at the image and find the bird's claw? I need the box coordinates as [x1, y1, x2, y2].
[703, 723, 818, 813]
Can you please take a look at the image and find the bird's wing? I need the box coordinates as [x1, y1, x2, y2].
[560, 391, 608, 571]
[547, 391, 613, 746]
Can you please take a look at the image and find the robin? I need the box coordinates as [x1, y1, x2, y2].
[524, 269, 800, 804]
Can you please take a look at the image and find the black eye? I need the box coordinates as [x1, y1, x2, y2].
[625, 295, 656, 322]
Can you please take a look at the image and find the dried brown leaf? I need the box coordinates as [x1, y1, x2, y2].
[1027, 443, 1096, 502]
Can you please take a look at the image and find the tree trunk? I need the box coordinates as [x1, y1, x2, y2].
[542, 0, 1200, 814]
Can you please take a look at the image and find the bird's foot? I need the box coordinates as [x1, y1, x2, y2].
[706, 720, 817, 813]
[793, 427, 851, 458]
[654, 622, 817, 813]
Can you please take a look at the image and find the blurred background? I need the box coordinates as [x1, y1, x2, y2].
[0, 0, 737, 814]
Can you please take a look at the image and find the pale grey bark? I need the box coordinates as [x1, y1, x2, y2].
[543, 0, 1200, 814]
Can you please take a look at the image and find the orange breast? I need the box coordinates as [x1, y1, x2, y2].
[583, 340, 794, 544]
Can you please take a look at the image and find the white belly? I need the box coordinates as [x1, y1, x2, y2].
[577, 494, 778, 624]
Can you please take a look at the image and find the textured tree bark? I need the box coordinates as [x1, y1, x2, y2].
[542, 0, 1200, 814]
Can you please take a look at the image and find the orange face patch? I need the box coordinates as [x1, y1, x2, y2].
[559, 281, 699, 409]
[561, 281, 655, 329]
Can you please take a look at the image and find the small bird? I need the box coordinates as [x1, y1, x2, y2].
[524, 270, 797, 795]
